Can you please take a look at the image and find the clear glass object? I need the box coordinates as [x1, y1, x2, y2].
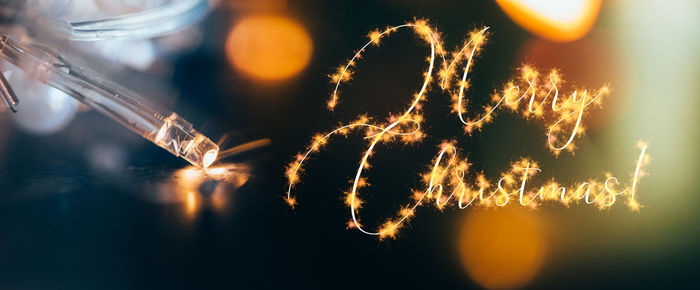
[66, 0, 213, 41]
[0, 71, 19, 113]
[0, 33, 218, 168]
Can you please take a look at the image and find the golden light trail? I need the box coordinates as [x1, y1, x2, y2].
[217, 138, 272, 159]
[285, 20, 650, 240]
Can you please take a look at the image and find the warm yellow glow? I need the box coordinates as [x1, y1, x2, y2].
[458, 207, 546, 289]
[496, 0, 602, 42]
[203, 149, 218, 168]
[226, 14, 312, 81]
[217, 138, 271, 159]
[285, 20, 650, 240]
[170, 163, 251, 217]
[186, 191, 198, 216]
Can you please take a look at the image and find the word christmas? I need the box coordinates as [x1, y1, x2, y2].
[285, 20, 650, 240]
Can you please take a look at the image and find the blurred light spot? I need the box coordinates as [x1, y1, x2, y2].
[496, 0, 601, 42]
[93, 0, 171, 14]
[186, 191, 198, 216]
[94, 40, 157, 71]
[87, 143, 128, 171]
[609, 0, 700, 208]
[35, 0, 101, 22]
[458, 207, 546, 289]
[11, 76, 78, 135]
[210, 188, 227, 210]
[226, 14, 312, 81]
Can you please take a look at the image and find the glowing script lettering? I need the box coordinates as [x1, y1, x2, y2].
[285, 20, 650, 240]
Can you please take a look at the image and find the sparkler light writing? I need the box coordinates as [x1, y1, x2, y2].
[285, 20, 650, 240]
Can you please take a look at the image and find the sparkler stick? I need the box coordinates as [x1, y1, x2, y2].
[0, 33, 218, 168]
[286, 20, 650, 240]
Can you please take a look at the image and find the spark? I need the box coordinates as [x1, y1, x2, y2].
[217, 138, 271, 159]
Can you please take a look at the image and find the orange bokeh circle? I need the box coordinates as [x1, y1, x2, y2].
[458, 207, 546, 289]
[496, 0, 602, 42]
[226, 14, 313, 81]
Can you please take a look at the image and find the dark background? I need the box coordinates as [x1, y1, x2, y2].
[1, 0, 698, 289]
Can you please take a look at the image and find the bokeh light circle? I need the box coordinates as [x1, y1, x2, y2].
[7, 69, 79, 135]
[226, 14, 313, 81]
[496, 0, 602, 42]
[458, 207, 546, 289]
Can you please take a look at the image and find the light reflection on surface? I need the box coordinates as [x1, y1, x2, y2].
[186, 191, 198, 216]
[160, 163, 251, 218]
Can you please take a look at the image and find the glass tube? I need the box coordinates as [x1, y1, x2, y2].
[67, 0, 213, 41]
[0, 33, 218, 168]
[0, 71, 19, 112]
